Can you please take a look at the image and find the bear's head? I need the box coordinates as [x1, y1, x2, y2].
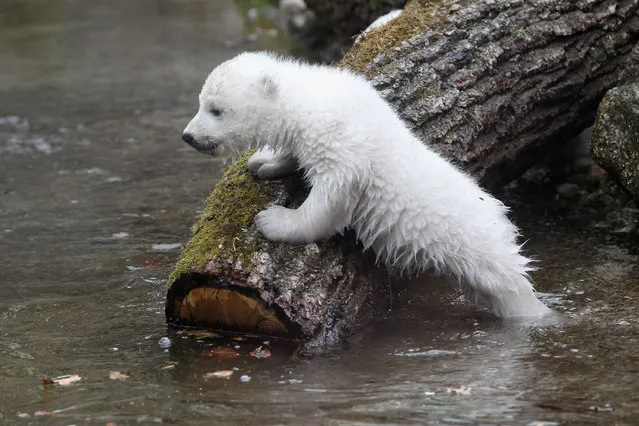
[182, 52, 280, 158]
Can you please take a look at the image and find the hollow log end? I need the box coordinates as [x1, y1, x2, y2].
[164, 152, 299, 338]
[165, 271, 302, 339]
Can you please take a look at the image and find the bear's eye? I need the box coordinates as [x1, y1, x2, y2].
[210, 108, 222, 117]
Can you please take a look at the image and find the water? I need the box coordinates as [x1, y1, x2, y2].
[1, 1, 638, 424]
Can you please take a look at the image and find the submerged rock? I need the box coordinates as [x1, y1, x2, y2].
[592, 83, 639, 201]
[556, 183, 580, 200]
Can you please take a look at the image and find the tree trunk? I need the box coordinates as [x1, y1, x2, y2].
[166, 0, 639, 352]
[340, 0, 639, 189]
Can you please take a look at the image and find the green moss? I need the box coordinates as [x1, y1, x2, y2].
[167, 152, 278, 287]
[339, 0, 447, 76]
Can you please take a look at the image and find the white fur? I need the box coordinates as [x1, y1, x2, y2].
[355, 9, 403, 44]
[183, 52, 552, 318]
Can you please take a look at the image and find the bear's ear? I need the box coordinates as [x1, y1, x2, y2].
[259, 74, 278, 98]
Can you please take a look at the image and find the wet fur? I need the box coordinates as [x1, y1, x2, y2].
[183, 51, 552, 318]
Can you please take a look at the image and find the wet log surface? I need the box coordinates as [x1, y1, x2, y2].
[166, 0, 639, 353]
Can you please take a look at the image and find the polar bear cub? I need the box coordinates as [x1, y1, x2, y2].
[182, 51, 552, 318]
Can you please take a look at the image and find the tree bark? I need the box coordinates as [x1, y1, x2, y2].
[166, 0, 639, 352]
[341, 0, 639, 189]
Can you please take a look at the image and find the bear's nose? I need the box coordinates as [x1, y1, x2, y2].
[182, 132, 195, 145]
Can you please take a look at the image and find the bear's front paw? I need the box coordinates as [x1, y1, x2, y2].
[247, 150, 296, 180]
[255, 206, 292, 242]
[247, 150, 273, 176]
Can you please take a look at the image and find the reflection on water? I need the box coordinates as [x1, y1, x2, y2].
[0, 1, 638, 424]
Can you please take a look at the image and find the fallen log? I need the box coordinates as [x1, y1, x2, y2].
[166, 0, 639, 352]
[341, 0, 639, 188]
[165, 154, 389, 353]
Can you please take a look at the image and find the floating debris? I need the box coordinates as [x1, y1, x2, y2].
[158, 337, 171, 349]
[588, 403, 614, 412]
[203, 370, 234, 379]
[43, 374, 82, 387]
[446, 386, 472, 395]
[151, 243, 183, 252]
[109, 371, 130, 381]
[240, 375, 251, 382]
[55, 375, 82, 386]
[160, 363, 177, 370]
[250, 346, 271, 359]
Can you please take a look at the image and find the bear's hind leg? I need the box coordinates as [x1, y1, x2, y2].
[457, 263, 552, 318]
